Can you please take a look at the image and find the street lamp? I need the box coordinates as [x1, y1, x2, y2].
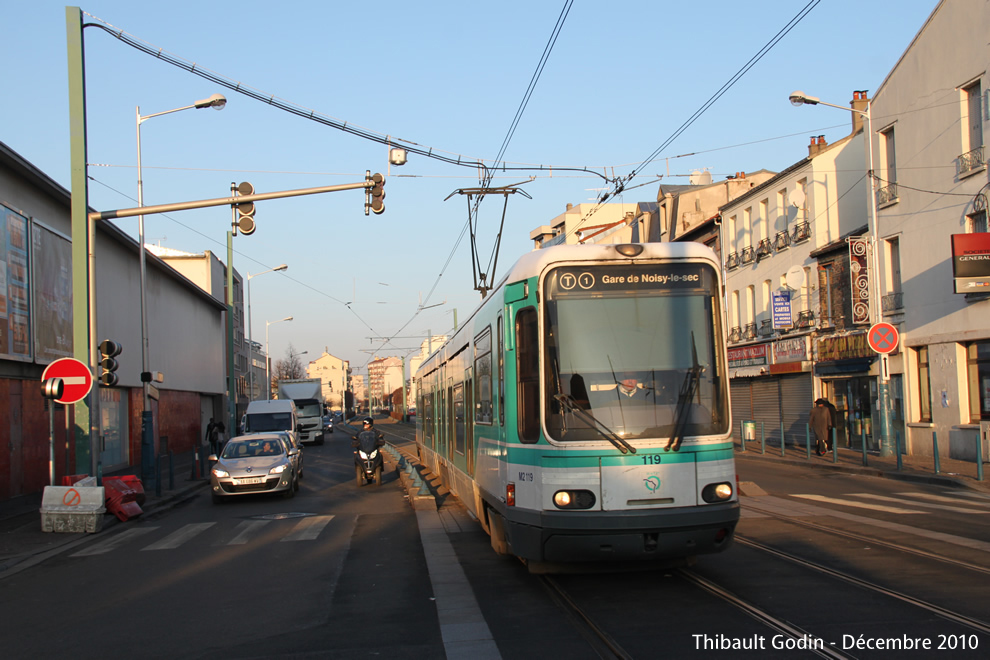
[246, 264, 288, 400]
[265, 316, 293, 400]
[790, 90, 892, 457]
[135, 93, 226, 480]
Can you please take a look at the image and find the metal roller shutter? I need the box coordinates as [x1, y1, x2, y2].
[731, 380, 753, 440]
[751, 378, 782, 446]
[779, 373, 813, 449]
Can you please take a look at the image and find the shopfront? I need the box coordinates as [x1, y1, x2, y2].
[815, 332, 878, 450]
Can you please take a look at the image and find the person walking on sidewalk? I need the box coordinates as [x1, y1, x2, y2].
[810, 398, 833, 455]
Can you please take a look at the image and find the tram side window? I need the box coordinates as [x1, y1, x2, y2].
[475, 327, 493, 424]
[498, 315, 505, 427]
[516, 307, 540, 443]
[453, 383, 465, 454]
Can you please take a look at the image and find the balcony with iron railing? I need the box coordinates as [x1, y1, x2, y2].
[728, 326, 742, 343]
[958, 146, 985, 177]
[773, 230, 790, 251]
[743, 323, 758, 340]
[758, 319, 774, 337]
[877, 183, 898, 206]
[882, 291, 904, 313]
[740, 246, 755, 264]
[791, 221, 810, 243]
[756, 238, 773, 261]
[726, 252, 740, 270]
[796, 309, 815, 328]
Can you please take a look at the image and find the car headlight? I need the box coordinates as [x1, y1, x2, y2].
[269, 464, 288, 474]
[212, 468, 229, 478]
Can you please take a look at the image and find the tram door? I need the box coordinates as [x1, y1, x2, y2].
[465, 367, 474, 477]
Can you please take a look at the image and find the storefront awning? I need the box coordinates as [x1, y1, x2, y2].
[815, 357, 875, 376]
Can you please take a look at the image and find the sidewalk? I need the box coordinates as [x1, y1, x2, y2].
[0, 449, 209, 578]
[735, 436, 990, 494]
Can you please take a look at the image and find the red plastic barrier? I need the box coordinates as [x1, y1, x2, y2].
[60, 474, 89, 486]
[118, 475, 146, 505]
[102, 477, 143, 521]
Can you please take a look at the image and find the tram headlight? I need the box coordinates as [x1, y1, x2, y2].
[552, 490, 596, 510]
[701, 482, 734, 503]
[614, 243, 644, 257]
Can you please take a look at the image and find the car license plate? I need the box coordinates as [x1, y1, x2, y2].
[233, 477, 263, 485]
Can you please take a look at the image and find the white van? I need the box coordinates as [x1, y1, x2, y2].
[242, 400, 299, 445]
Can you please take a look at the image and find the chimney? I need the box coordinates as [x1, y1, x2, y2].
[808, 135, 828, 158]
[566, 203, 573, 211]
[850, 90, 869, 135]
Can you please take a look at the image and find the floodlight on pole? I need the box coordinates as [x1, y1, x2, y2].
[246, 264, 288, 400]
[265, 316, 293, 400]
[790, 89, 892, 457]
[135, 92, 226, 486]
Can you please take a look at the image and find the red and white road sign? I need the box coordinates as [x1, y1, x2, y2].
[41, 358, 94, 405]
[868, 322, 899, 355]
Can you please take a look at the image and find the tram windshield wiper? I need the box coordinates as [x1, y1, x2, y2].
[554, 394, 636, 454]
[666, 332, 704, 452]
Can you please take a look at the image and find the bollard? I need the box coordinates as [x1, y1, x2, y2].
[190, 449, 199, 480]
[861, 425, 868, 467]
[832, 428, 838, 464]
[156, 457, 162, 497]
[781, 421, 786, 457]
[739, 419, 745, 453]
[933, 431, 941, 475]
[977, 428, 985, 482]
[761, 421, 766, 455]
[418, 477, 432, 496]
[895, 431, 903, 472]
[805, 423, 811, 459]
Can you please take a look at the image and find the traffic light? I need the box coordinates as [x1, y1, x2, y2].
[99, 339, 122, 387]
[367, 172, 385, 215]
[234, 181, 256, 235]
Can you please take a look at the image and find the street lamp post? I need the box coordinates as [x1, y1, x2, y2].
[789, 90, 892, 457]
[265, 317, 293, 400]
[246, 265, 288, 400]
[136, 93, 225, 483]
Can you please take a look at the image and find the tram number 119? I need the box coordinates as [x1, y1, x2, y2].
[641, 455, 663, 465]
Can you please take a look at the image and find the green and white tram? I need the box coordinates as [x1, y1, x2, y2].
[415, 242, 738, 570]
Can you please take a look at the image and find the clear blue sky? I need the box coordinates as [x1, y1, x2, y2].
[3, 1, 938, 377]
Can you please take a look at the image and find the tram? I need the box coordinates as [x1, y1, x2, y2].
[414, 242, 738, 570]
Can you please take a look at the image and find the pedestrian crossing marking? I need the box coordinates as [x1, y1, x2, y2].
[142, 522, 216, 551]
[71, 526, 160, 557]
[791, 494, 927, 514]
[280, 515, 334, 542]
[862, 493, 990, 513]
[227, 520, 271, 545]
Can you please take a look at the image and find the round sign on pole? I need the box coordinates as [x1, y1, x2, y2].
[41, 358, 94, 405]
[868, 322, 899, 355]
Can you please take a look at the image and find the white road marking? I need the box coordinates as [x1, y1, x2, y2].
[142, 523, 216, 550]
[226, 520, 271, 545]
[791, 493, 927, 514]
[853, 493, 990, 513]
[71, 527, 159, 556]
[280, 515, 334, 542]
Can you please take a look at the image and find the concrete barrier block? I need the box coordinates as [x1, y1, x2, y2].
[40, 486, 107, 534]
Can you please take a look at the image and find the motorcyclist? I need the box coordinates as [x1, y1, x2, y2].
[353, 417, 385, 454]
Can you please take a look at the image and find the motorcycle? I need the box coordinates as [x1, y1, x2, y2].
[353, 430, 384, 487]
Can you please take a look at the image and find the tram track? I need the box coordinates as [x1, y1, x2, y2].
[742, 499, 990, 576]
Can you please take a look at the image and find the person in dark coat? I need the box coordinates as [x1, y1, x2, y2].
[810, 398, 834, 455]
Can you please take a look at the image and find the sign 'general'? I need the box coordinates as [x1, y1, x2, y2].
[951, 233, 990, 293]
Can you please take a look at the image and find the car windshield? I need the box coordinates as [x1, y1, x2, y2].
[243, 412, 292, 433]
[543, 262, 728, 443]
[222, 439, 285, 458]
[297, 402, 322, 417]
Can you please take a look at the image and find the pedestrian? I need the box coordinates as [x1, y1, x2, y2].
[810, 398, 833, 455]
[205, 417, 217, 453]
[215, 421, 227, 454]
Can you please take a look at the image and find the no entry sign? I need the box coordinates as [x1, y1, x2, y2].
[41, 358, 94, 405]
[868, 322, 899, 355]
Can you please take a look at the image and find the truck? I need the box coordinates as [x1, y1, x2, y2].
[277, 378, 326, 445]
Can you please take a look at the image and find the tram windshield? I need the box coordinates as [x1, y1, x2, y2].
[543, 262, 728, 443]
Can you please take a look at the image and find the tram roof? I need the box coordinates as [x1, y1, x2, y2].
[504, 242, 719, 283]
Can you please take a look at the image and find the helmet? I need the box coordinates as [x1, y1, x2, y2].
[363, 417, 374, 426]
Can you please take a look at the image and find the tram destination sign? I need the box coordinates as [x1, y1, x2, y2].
[549, 264, 712, 296]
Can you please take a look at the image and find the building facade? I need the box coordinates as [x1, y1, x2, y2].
[307, 349, 349, 412]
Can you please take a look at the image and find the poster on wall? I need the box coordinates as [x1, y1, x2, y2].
[32, 222, 73, 363]
[1, 204, 31, 361]
[951, 233, 990, 292]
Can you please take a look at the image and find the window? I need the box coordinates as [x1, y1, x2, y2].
[959, 80, 984, 176]
[744, 207, 753, 246]
[968, 210, 987, 233]
[515, 307, 540, 443]
[452, 383, 465, 455]
[878, 127, 898, 204]
[917, 346, 932, 423]
[746, 285, 755, 326]
[728, 215, 738, 252]
[760, 199, 769, 234]
[497, 315, 504, 426]
[731, 290, 740, 329]
[762, 280, 772, 319]
[474, 328, 493, 424]
[819, 263, 835, 326]
[777, 188, 789, 225]
[966, 341, 990, 422]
